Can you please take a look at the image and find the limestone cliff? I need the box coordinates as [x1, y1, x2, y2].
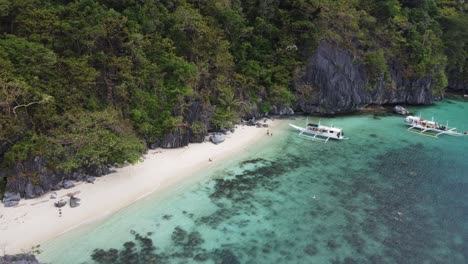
[295, 43, 435, 114]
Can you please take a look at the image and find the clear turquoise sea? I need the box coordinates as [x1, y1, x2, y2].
[39, 99, 468, 264]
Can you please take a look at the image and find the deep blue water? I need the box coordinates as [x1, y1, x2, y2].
[39, 99, 468, 264]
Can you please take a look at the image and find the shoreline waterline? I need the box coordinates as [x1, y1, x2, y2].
[0, 119, 285, 255]
[35, 99, 468, 264]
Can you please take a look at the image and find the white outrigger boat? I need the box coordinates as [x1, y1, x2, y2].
[289, 120, 348, 142]
[404, 115, 466, 138]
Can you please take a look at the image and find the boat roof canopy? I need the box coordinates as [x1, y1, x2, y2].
[308, 123, 342, 132]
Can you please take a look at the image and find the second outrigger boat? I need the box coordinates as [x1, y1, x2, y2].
[404, 115, 466, 137]
[289, 120, 348, 142]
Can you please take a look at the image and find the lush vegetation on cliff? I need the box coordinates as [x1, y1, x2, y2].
[0, 0, 467, 191]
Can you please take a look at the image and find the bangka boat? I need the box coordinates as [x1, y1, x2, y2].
[404, 115, 466, 138]
[289, 121, 348, 142]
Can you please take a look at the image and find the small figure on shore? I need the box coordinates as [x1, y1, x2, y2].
[267, 129, 270, 135]
[208, 158, 212, 162]
[271, 132, 273, 137]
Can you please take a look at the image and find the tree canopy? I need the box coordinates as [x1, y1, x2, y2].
[0, 0, 466, 186]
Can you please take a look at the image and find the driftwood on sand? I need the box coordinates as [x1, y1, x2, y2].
[30, 200, 49, 206]
[60, 191, 81, 198]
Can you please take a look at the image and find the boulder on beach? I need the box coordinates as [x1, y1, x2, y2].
[86, 176, 96, 183]
[2, 192, 21, 207]
[393, 105, 410, 115]
[3, 200, 19, 207]
[70, 195, 81, 208]
[54, 200, 67, 208]
[63, 180, 75, 189]
[3, 192, 20, 202]
[209, 134, 225, 144]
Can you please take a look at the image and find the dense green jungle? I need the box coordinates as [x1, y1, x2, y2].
[0, 0, 467, 197]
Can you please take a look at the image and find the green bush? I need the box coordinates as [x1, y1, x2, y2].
[191, 121, 207, 137]
[364, 49, 391, 88]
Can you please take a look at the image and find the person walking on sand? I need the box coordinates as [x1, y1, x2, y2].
[267, 129, 270, 135]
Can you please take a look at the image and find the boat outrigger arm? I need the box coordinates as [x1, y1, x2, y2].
[408, 125, 461, 138]
[405, 116, 465, 138]
[297, 126, 330, 142]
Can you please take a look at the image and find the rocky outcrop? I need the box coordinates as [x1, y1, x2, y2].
[1, 156, 112, 201]
[0, 254, 40, 264]
[268, 105, 294, 116]
[295, 42, 435, 114]
[446, 69, 467, 94]
[393, 105, 410, 115]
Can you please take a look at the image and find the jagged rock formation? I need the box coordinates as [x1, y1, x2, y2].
[154, 98, 214, 149]
[295, 43, 434, 114]
[269, 105, 295, 116]
[0, 254, 40, 264]
[1, 156, 111, 200]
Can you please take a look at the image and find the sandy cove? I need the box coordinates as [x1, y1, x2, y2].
[0, 120, 283, 254]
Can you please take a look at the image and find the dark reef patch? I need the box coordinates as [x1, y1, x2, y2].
[88, 134, 467, 264]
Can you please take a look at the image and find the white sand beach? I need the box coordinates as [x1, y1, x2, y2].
[0, 120, 283, 254]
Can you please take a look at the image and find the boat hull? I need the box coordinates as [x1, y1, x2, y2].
[289, 124, 348, 140]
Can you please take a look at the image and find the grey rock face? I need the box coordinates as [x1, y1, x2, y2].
[24, 182, 35, 199]
[0, 254, 40, 264]
[63, 180, 75, 189]
[160, 127, 191, 149]
[3, 155, 111, 200]
[393, 105, 410, 115]
[210, 134, 225, 145]
[158, 97, 214, 148]
[4, 156, 64, 199]
[295, 42, 434, 114]
[269, 106, 294, 116]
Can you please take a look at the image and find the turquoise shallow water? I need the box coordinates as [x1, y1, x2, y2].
[39, 99, 468, 264]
